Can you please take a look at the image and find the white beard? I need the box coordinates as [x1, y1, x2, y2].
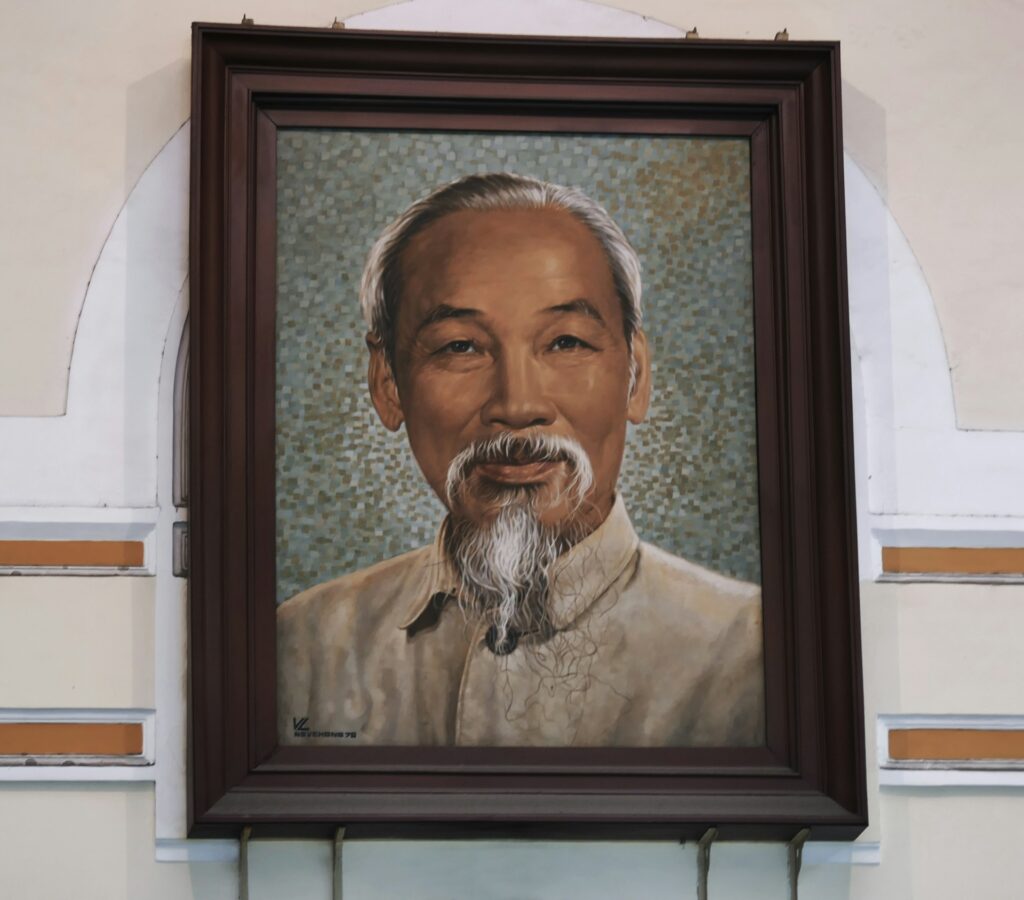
[443, 434, 594, 651]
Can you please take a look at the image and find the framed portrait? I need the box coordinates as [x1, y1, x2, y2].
[189, 23, 866, 839]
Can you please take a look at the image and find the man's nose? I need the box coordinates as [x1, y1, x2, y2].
[481, 348, 557, 430]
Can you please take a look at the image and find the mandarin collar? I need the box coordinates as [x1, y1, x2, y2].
[399, 494, 639, 633]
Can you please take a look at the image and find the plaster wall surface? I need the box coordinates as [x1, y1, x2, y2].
[2, 0, 1023, 428]
[0, 578, 155, 708]
[1, 1, 1022, 898]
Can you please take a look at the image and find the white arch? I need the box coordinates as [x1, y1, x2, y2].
[344, 0, 681, 35]
[0, 124, 189, 508]
[2, 0, 1022, 535]
[844, 157, 1024, 520]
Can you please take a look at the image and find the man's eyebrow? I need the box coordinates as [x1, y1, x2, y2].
[544, 298, 607, 326]
[415, 304, 482, 333]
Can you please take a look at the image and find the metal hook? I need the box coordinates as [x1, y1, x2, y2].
[685, 27, 700, 39]
[787, 828, 810, 900]
[774, 28, 790, 41]
[240, 14, 254, 25]
[333, 827, 346, 900]
[238, 826, 252, 900]
[696, 827, 718, 900]
[330, 17, 346, 30]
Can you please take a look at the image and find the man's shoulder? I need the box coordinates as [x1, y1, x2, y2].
[624, 542, 764, 747]
[627, 540, 762, 639]
[278, 543, 434, 626]
[635, 540, 760, 605]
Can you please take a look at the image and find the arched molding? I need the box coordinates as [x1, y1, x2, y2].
[344, 0, 682, 36]
[0, 124, 189, 509]
[172, 316, 189, 510]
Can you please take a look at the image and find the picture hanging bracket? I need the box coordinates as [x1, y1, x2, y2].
[787, 828, 811, 900]
[333, 826, 346, 900]
[696, 827, 718, 900]
[238, 825, 252, 900]
[172, 521, 188, 577]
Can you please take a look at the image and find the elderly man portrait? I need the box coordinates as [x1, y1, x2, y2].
[278, 172, 764, 747]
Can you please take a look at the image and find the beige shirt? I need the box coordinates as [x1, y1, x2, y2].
[278, 497, 764, 747]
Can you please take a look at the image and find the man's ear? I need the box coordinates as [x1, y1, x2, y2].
[626, 329, 652, 424]
[366, 333, 404, 432]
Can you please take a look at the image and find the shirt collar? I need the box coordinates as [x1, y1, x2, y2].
[398, 515, 460, 630]
[399, 494, 639, 632]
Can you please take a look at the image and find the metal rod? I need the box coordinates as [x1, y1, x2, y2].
[696, 827, 718, 900]
[333, 827, 346, 900]
[787, 828, 811, 900]
[239, 826, 252, 900]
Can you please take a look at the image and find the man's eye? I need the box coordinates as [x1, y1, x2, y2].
[439, 340, 477, 354]
[550, 335, 590, 351]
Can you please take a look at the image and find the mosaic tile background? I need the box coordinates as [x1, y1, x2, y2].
[276, 131, 760, 604]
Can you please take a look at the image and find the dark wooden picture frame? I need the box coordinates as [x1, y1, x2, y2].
[189, 22, 866, 840]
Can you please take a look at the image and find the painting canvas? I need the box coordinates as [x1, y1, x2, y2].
[273, 130, 765, 748]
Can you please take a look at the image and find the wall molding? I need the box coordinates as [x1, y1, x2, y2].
[878, 715, 1024, 786]
[869, 517, 1024, 582]
[0, 125, 188, 508]
[0, 708, 155, 778]
[0, 506, 156, 574]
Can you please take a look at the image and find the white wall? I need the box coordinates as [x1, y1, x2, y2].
[2, 1, 1023, 898]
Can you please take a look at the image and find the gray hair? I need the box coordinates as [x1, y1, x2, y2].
[359, 173, 643, 363]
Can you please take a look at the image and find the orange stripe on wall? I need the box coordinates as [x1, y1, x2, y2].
[0, 723, 143, 756]
[889, 729, 1024, 761]
[0, 540, 144, 568]
[882, 547, 1024, 575]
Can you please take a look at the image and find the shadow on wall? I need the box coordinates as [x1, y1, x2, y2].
[126, 59, 191, 198]
[842, 80, 888, 199]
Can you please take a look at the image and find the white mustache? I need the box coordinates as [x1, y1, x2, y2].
[444, 433, 594, 511]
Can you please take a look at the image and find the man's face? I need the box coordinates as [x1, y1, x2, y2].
[368, 207, 650, 534]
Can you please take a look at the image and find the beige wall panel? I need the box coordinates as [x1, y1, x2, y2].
[0, 578, 154, 708]
[905, 791, 1024, 899]
[0, 786, 235, 900]
[847, 794, 914, 900]
[856, 581, 902, 844]
[885, 581, 1024, 713]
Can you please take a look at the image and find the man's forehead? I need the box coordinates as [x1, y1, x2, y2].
[397, 207, 616, 308]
